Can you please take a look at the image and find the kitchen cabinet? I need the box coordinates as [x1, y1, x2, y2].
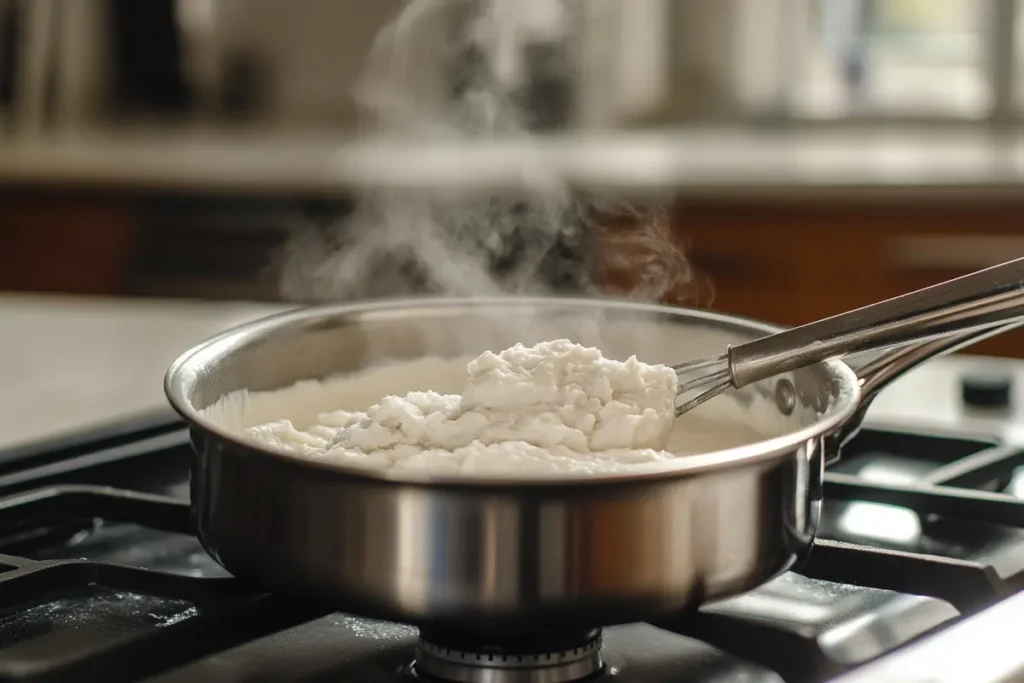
[669, 201, 1024, 358]
[4, 188, 1024, 359]
[0, 192, 134, 294]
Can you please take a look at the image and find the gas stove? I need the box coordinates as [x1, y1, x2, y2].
[3, 363, 1024, 682]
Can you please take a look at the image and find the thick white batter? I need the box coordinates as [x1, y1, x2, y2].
[202, 340, 794, 477]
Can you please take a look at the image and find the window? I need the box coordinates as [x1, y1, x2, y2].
[790, 0, 1009, 120]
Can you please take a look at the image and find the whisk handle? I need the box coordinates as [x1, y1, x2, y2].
[728, 257, 1024, 388]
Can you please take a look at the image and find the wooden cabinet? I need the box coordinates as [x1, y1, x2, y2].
[4, 188, 1024, 359]
[669, 201, 1024, 358]
[0, 193, 134, 294]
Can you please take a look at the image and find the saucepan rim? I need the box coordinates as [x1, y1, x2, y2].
[164, 296, 861, 487]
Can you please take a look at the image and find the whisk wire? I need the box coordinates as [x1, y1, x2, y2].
[674, 354, 727, 374]
[674, 353, 734, 416]
[675, 379, 732, 416]
[676, 366, 730, 390]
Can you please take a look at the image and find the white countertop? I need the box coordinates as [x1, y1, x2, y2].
[3, 292, 1024, 452]
[0, 293, 289, 451]
[6, 128, 1024, 198]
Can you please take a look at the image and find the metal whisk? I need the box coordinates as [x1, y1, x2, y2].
[674, 257, 1024, 417]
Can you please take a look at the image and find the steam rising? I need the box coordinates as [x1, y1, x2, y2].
[279, 0, 696, 305]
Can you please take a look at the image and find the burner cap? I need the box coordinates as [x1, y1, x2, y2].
[413, 630, 603, 683]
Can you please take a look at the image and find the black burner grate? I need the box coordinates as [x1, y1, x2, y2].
[0, 486, 330, 682]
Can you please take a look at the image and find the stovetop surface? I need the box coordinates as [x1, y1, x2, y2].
[3, 395, 1024, 682]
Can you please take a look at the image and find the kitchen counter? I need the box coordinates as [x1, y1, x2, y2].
[2, 292, 1023, 453]
[0, 293, 288, 451]
[6, 127, 1024, 199]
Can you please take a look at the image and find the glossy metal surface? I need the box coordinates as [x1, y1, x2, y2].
[163, 297, 1004, 631]
[831, 587, 1024, 683]
[699, 573, 959, 669]
[728, 257, 1024, 388]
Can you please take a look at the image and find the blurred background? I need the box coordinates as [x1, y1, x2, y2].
[4, 0, 1024, 355]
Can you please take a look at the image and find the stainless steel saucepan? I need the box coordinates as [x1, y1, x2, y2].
[164, 297, 1020, 635]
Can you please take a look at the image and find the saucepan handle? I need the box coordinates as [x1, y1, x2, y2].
[730, 257, 1024, 388]
[826, 321, 1024, 461]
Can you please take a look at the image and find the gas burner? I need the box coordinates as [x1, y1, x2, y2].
[413, 629, 604, 683]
